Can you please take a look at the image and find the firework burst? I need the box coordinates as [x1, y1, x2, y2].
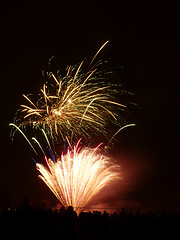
[9, 42, 132, 212]
[13, 42, 127, 144]
[36, 140, 120, 211]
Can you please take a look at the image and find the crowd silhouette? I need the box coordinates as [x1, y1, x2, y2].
[0, 197, 179, 239]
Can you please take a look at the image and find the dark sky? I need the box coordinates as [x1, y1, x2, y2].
[0, 2, 179, 212]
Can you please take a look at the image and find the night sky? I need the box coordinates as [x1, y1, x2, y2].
[0, 2, 179, 212]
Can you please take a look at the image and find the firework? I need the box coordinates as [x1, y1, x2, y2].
[9, 42, 131, 212]
[36, 140, 120, 211]
[13, 42, 126, 144]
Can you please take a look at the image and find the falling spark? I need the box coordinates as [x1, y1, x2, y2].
[36, 141, 120, 211]
[107, 123, 136, 147]
[9, 123, 38, 155]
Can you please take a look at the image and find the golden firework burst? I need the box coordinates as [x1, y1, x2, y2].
[14, 42, 126, 144]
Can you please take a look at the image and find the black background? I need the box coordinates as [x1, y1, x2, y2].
[0, 1, 179, 212]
